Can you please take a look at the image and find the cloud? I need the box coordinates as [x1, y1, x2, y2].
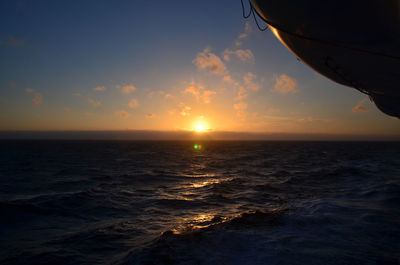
[93, 86, 106, 91]
[243, 72, 260, 91]
[148, 90, 165, 98]
[223, 75, 233, 83]
[192, 48, 227, 75]
[128, 98, 139, 108]
[235, 87, 248, 101]
[296, 117, 331, 123]
[146, 113, 156, 118]
[25, 88, 41, 105]
[183, 82, 216, 103]
[273, 74, 297, 94]
[184, 83, 202, 98]
[117, 84, 136, 94]
[234, 101, 248, 117]
[234, 101, 248, 110]
[164, 93, 174, 99]
[32, 93, 42, 105]
[0, 36, 26, 47]
[88, 98, 101, 108]
[73, 92, 81, 97]
[352, 99, 370, 112]
[235, 22, 252, 46]
[223, 49, 254, 63]
[64, 107, 71, 112]
[202, 90, 217, 104]
[179, 102, 191, 116]
[114, 110, 130, 118]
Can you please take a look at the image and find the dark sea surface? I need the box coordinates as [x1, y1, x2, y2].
[0, 140, 399, 265]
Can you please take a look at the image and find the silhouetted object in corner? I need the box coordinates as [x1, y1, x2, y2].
[244, 0, 400, 118]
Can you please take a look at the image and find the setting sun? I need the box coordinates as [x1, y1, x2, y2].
[192, 117, 210, 133]
[195, 124, 205, 132]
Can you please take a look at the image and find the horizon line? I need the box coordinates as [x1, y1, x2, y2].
[0, 130, 399, 141]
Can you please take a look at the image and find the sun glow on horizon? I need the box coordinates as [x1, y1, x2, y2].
[195, 124, 205, 132]
[192, 116, 210, 133]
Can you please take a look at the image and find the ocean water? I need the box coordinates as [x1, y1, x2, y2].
[0, 140, 399, 265]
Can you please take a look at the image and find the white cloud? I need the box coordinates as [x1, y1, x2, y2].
[88, 98, 101, 108]
[273, 74, 297, 94]
[114, 110, 130, 118]
[192, 48, 227, 75]
[128, 98, 139, 108]
[117, 84, 136, 94]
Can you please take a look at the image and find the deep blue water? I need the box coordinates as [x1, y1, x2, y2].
[0, 141, 399, 265]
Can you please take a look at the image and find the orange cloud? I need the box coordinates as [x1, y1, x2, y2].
[179, 102, 191, 116]
[88, 98, 101, 108]
[117, 84, 136, 94]
[114, 110, 130, 118]
[148, 90, 165, 98]
[273, 74, 297, 94]
[244, 72, 260, 91]
[352, 99, 370, 112]
[146, 113, 156, 118]
[184, 82, 216, 103]
[234, 101, 248, 117]
[234, 101, 248, 110]
[32, 93, 42, 105]
[223, 75, 233, 83]
[164, 93, 174, 99]
[202, 90, 216, 104]
[93, 86, 106, 91]
[223, 49, 254, 63]
[235, 87, 248, 101]
[25, 88, 34, 93]
[193, 48, 227, 75]
[235, 22, 252, 46]
[184, 83, 202, 98]
[128, 98, 139, 108]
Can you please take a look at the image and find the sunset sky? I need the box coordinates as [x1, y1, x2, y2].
[1, 0, 399, 137]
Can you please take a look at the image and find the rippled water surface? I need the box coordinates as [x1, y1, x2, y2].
[0, 141, 399, 264]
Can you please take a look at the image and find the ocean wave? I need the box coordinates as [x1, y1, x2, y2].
[124, 209, 288, 265]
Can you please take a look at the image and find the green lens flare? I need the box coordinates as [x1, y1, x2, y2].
[193, 144, 202, 150]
